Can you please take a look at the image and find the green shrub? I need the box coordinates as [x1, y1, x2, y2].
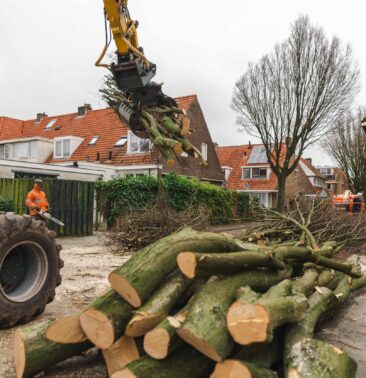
[0, 197, 14, 212]
[96, 173, 249, 227]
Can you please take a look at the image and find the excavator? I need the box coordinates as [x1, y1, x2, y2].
[97, 0, 177, 137]
[0, 0, 179, 329]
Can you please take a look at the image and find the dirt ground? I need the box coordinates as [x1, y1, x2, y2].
[1, 230, 366, 377]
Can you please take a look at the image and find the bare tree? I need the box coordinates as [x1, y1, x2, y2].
[324, 108, 366, 194]
[232, 15, 359, 211]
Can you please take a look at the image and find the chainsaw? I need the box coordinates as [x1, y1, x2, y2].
[36, 210, 65, 227]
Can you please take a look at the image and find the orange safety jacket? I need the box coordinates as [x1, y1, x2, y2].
[26, 185, 50, 216]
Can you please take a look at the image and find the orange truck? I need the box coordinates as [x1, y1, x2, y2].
[332, 190, 364, 213]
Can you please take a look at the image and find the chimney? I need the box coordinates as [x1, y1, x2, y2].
[36, 112, 47, 122]
[305, 158, 312, 165]
[77, 104, 92, 117]
[248, 141, 252, 149]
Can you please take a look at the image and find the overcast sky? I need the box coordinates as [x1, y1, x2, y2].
[1, 0, 366, 166]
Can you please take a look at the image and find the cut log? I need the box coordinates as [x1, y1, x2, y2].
[211, 360, 278, 378]
[284, 287, 341, 377]
[177, 251, 285, 279]
[109, 228, 246, 307]
[143, 310, 188, 359]
[80, 289, 133, 349]
[227, 280, 308, 345]
[177, 267, 292, 362]
[211, 338, 282, 378]
[111, 345, 214, 378]
[274, 246, 361, 278]
[102, 336, 140, 377]
[45, 314, 87, 344]
[286, 338, 357, 378]
[125, 272, 190, 337]
[13, 320, 92, 378]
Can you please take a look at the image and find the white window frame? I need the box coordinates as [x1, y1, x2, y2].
[201, 143, 208, 161]
[242, 166, 269, 180]
[54, 139, 71, 159]
[127, 131, 151, 154]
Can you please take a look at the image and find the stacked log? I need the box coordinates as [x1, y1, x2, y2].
[12, 227, 366, 377]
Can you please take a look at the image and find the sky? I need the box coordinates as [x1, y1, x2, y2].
[1, 0, 366, 166]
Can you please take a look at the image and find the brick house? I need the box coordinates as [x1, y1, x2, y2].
[216, 144, 327, 208]
[316, 166, 349, 196]
[0, 95, 224, 184]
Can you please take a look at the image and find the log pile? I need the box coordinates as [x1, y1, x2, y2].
[12, 225, 366, 378]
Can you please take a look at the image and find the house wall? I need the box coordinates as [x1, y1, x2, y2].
[286, 168, 315, 207]
[162, 99, 224, 185]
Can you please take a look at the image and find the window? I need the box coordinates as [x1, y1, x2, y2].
[247, 146, 267, 164]
[0, 145, 4, 159]
[55, 141, 62, 157]
[243, 168, 251, 179]
[128, 132, 150, 153]
[89, 136, 99, 145]
[327, 183, 332, 190]
[45, 119, 57, 130]
[12, 141, 38, 159]
[63, 139, 71, 157]
[250, 193, 271, 208]
[201, 143, 208, 161]
[55, 139, 71, 158]
[320, 168, 332, 175]
[115, 137, 128, 147]
[252, 168, 268, 179]
[242, 167, 268, 180]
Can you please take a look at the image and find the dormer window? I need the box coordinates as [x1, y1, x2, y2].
[54, 136, 83, 159]
[89, 136, 99, 145]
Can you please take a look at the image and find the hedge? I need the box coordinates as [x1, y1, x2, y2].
[96, 173, 249, 227]
[0, 197, 14, 212]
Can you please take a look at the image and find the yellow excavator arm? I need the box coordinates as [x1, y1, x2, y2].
[96, 0, 176, 135]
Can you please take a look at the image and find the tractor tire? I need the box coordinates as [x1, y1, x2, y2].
[0, 212, 63, 329]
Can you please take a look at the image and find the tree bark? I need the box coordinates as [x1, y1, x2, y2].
[109, 228, 245, 307]
[211, 361, 278, 378]
[13, 321, 92, 378]
[112, 345, 215, 378]
[80, 289, 133, 349]
[177, 267, 292, 362]
[125, 272, 190, 337]
[177, 251, 285, 279]
[227, 280, 308, 345]
[276, 173, 287, 212]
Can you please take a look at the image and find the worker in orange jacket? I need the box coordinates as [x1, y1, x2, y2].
[26, 179, 50, 220]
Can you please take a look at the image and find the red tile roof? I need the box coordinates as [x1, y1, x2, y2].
[0, 96, 197, 166]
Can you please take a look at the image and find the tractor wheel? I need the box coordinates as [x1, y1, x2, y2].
[0, 213, 63, 329]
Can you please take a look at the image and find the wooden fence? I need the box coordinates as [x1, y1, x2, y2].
[0, 179, 95, 236]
